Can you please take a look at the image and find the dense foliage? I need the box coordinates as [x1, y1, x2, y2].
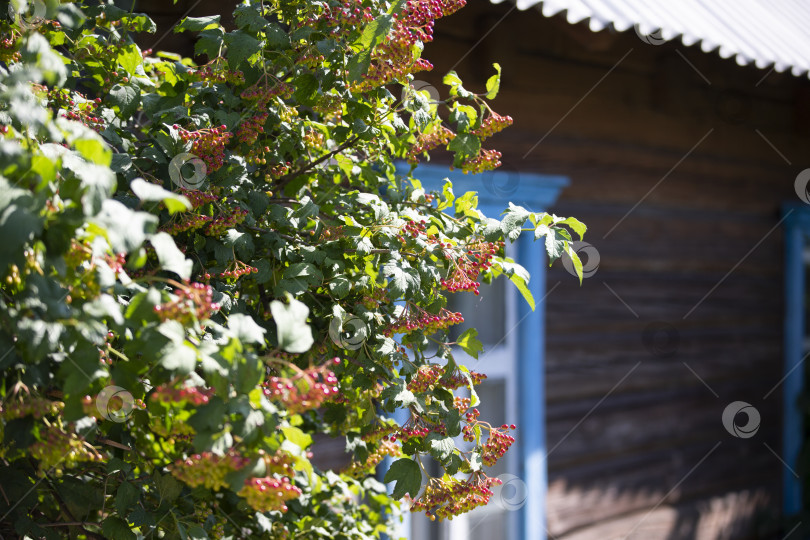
[0, 0, 586, 537]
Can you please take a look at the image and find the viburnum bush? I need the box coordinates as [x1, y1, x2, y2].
[0, 0, 587, 538]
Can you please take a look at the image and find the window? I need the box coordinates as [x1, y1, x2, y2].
[782, 205, 810, 515]
[393, 163, 570, 540]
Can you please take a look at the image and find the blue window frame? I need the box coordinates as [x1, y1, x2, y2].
[782, 203, 810, 516]
[392, 163, 568, 540]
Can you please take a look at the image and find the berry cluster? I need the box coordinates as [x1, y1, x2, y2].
[263, 450, 296, 475]
[458, 148, 502, 174]
[345, 438, 401, 477]
[361, 422, 399, 443]
[444, 369, 486, 390]
[188, 65, 244, 85]
[154, 282, 220, 325]
[241, 82, 293, 107]
[296, 50, 326, 69]
[102, 253, 126, 275]
[303, 129, 324, 151]
[176, 125, 232, 172]
[29, 424, 103, 474]
[203, 261, 258, 282]
[238, 476, 302, 513]
[45, 88, 105, 131]
[150, 385, 214, 406]
[312, 93, 343, 122]
[171, 451, 251, 491]
[440, 240, 503, 295]
[406, 126, 456, 165]
[409, 474, 501, 520]
[0, 397, 62, 420]
[472, 112, 513, 140]
[0, 36, 21, 63]
[396, 219, 427, 242]
[236, 113, 268, 145]
[407, 364, 444, 392]
[354, 0, 465, 90]
[262, 358, 341, 414]
[193, 503, 225, 539]
[384, 306, 463, 337]
[162, 214, 212, 235]
[180, 189, 219, 209]
[455, 396, 472, 413]
[205, 207, 248, 236]
[481, 425, 516, 466]
[360, 287, 387, 309]
[308, 2, 375, 37]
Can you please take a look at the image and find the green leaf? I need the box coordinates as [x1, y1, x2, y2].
[224, 30, 262, 69]
[426, 432, 454, 461]
[357, 14, 394, 50]
[384, 458, 422, 499]
[155, 473, 183, 502]
[564, 242, 584, 284]
[227, 313, 266, 345]
[501, 203, 530, 242]
[559, 216, 587, 240]
[347, 50, 371, 82]
[293, 72, 319, 106]
[115, 482, 140, 515]
[101, 516, 136, 540]
[457, 365, 481, 407]
[175, 15, 221, 32]
[108, 84, 140, 118]
[485, 63, 502, 100]
[90, 200, 157, 253]
[328, 275, 351, 298]
[447, 133, 480, 160]
[454, 191, 478, 217]
[270, 298, 314, 353]
[130, 178, 191, 214]
[545, 228, 568, 262]
[509, 272, 535, 311]
[73, 139, 112, 167]
[234, 4, 269, 32]
[116, 43, 142, 77]
[151, 232, 192, 280]
[437, 180, 454, 211]
[383, 263, 419, 298]
[195, 28, 225, 58]
[456, 328, 483, 359]
[21, 33, 67, 86]
[281, 426, 312, 450]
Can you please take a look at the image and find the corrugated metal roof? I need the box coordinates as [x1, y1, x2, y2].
[490, 0, 810, 78]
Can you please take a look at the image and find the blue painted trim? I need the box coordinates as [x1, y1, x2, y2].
[397, 162, 567, 540]
[782, 204, 807, 516]
[517, 234, 548, 540]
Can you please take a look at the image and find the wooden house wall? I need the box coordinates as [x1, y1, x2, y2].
[423, 3, 810, 539]
[129, 1, 810, 537]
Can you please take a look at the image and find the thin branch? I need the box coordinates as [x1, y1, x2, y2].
[274, 136, 359, 190]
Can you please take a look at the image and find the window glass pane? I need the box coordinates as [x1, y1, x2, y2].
[447, 279, 506, 346]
